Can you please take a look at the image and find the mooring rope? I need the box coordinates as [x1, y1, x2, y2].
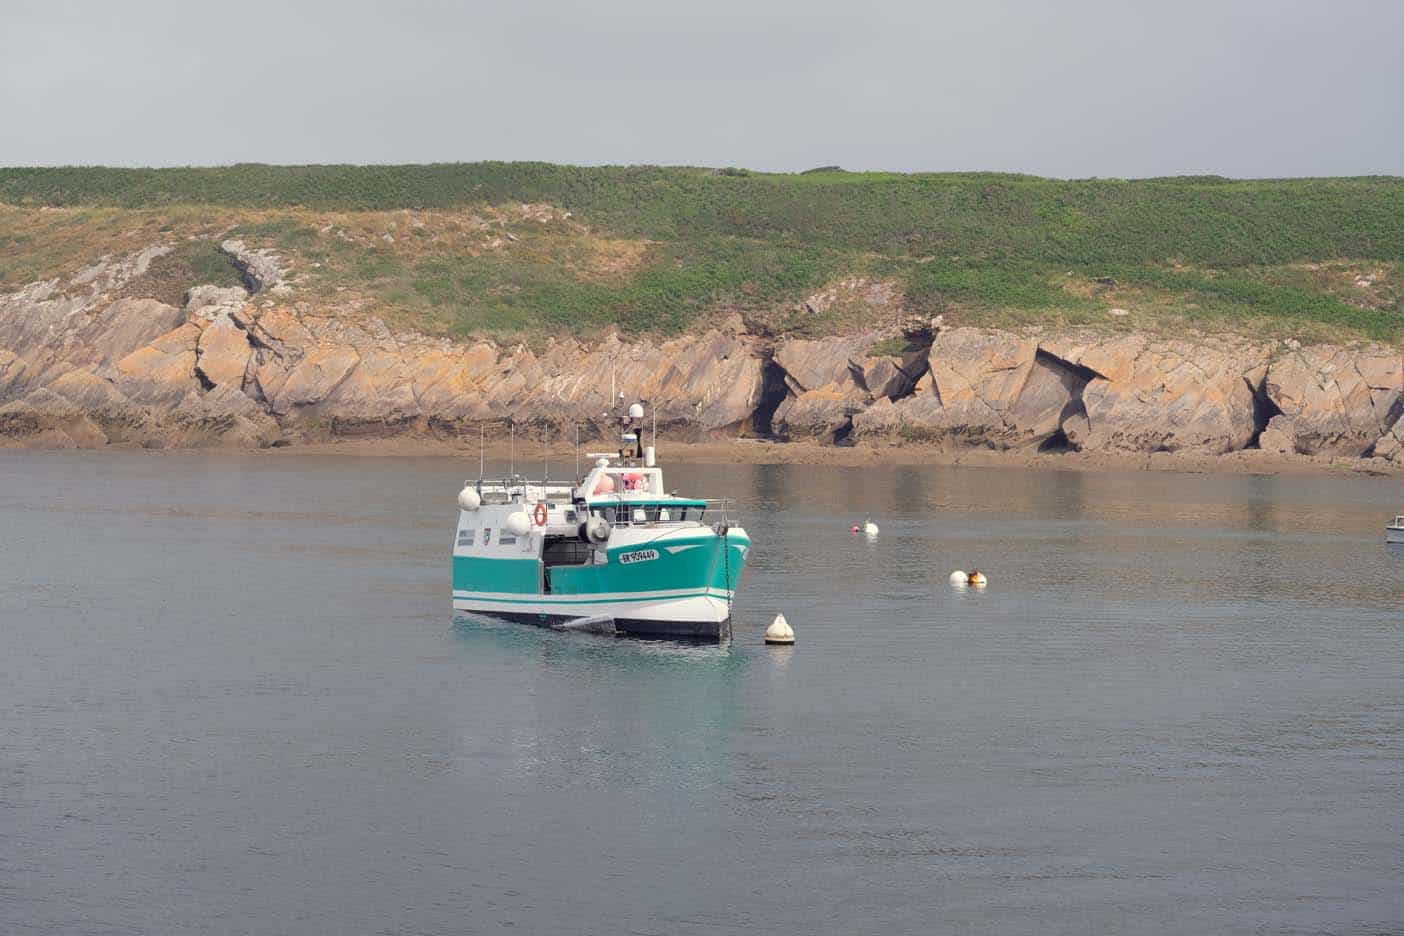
[721, 504, 733, 636]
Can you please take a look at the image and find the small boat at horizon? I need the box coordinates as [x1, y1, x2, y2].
[1387, 515, 1404, 544]
[451, 404, 750, 641]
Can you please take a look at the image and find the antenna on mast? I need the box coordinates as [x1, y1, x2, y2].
[509, 421, 515, 477]
[479, 424, 485, 480]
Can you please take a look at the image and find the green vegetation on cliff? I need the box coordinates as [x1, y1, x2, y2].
[2, 164, 1401, 343]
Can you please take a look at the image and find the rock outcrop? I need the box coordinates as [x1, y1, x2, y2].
[2, 246, 1402, 464]
[770, 335, 875, 439]
[1262, 345, 1403, 456]
[1047, 334, 1270, 454]
[766, 334, 933, 441]
[855, 329, 1095, 450]
[220, 239, 285, 293]
[855, 328, 1398, 460]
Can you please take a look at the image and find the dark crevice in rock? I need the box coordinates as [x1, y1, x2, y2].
[1031, 349, 1097, 449]
[847, 360, 869, 394]
[1383, 394, 1404, 435]
[243, 368, 271, 406]
[832, 413, 855, 446]
[190, 339, 217, 393]
[242, 323, 278, 354]
[223, 254, 264, 295]
[1247, 374, 1283, 449]
[888, 351, 930, 403]
[749, 354, 790, 438]
[1038, 426, 1072, 452]
[1035, 348, 1101, 385]
[1056, 397, 1089, 450]
[218, 241, 283, 296]
[904, 322, 935, 347]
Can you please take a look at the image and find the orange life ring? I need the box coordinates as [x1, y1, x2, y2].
[533, 502, 549, 527]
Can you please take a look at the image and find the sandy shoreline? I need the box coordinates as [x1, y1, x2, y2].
[200, 436, 1402, 478]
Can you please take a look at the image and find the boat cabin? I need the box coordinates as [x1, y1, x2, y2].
[455, 453, 718, 593]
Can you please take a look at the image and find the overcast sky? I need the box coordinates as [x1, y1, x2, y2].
[3, 0, 1401, 177]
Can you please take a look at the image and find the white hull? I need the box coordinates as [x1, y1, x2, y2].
[453, 590, 733, 640]
[1387, 525, 1404, 544]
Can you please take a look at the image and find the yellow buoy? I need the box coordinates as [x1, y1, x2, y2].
[968, 570, 987, 588]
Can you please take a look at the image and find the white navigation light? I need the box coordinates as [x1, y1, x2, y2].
[628, 403, 644, 419]
[457, 486, 481, 511]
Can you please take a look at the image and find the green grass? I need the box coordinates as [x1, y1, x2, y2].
[867, 335, 918, 357]
[2, 164, 1402, 344]
[393, 237, 838, 336]
[4, 165, 1401, 264]
[122, 241, 246, 307]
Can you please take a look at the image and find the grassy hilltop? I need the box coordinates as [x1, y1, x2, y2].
[2, 163, 1401, 344]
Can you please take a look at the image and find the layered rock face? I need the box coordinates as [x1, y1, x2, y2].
[0, 249, 767, 448]
[853, 329, 1401, 460]
[2, 247, 1401, 463]
[1259, 346, 1403, 457]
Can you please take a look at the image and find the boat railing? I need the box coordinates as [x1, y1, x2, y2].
[468, 477, 576, 505]
[591, 496, 738, 529]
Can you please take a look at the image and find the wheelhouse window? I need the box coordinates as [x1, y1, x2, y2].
[590, 504, 704, 524]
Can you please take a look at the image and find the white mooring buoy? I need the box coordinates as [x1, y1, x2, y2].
[949, 570, 969, 585]
[765, 612, 795, 645]
[862, 518, 879, 536]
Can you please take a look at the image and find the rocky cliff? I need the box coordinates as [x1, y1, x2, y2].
[2, 244, 1401, 467]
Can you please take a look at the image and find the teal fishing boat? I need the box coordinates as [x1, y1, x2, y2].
[452, 404, 750, 640]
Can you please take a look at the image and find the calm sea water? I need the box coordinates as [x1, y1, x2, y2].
[2, 450, 1402, 936]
